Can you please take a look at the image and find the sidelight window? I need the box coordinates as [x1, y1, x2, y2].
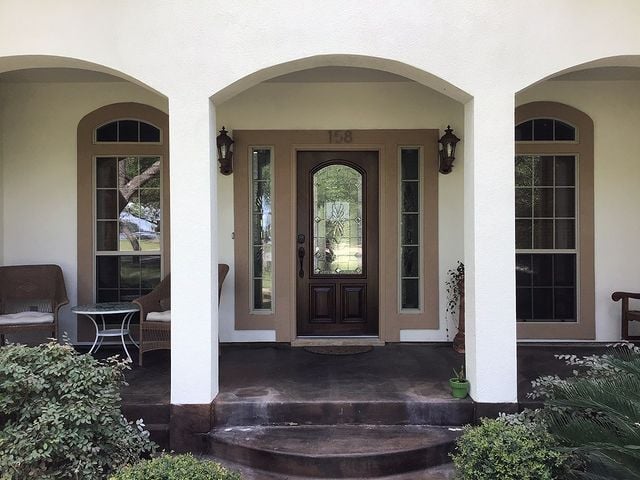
[399, 147, 422, 310]
[251, 148, 273, 311]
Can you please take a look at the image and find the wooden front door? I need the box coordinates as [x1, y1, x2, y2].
[296, 151, 379, 336]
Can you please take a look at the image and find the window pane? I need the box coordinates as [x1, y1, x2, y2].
[515, 120, 533, 142]
[97, 289, 118, 302]
[96, 157, 118, 188]
[140, 256, 161, 289]
[555, 156, 576, 186]
[516, 288, 532, 320]
[516, 219, 532, 249]
[139, 157, 161, 187]
[138, 189, 161, 251]
[555, 219, 575, 249]
[533, 119, 554, 141]
[532, 288, 553, 320]
[515, 156, 533, 186]
[402, 182, 419, 212]
[531, 254, 553, 286]
[555, 188, 575, 217]
[554, 120, 576, 141]
[401, 149, 419, 180]
[401, 214, 419, 245]
[120, 192, 140, 252]
[118, 120, 139, 142]
[402, 246, 419, 277]
[533, 156, 554, 186]
[120, 256, 140, 289]
[96, 190, 118, 219]
[139, 122, 160, 142]
[515, 189, 532, 217]
[401, 279, 419, 309]
[554, 288, 576, 320]
[533, 219, 553, 249]
[516, 254, 532, 286]
[533, 188, 553, 217]
[313, 164, 363, 275]
[251, 149, 273, 310]
[96, 122, 118, 142]
[96, 256, 118, 288]
[96, 221, 118, 251]
[554, 254, 576, 287]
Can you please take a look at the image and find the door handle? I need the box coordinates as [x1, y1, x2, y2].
[297, 234, 306, 278]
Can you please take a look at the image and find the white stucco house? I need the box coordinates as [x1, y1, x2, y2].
[1, 0, 640, 466]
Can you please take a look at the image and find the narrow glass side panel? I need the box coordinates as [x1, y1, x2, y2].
[251, 148, 273, 311]
[400, 148, 421, 310]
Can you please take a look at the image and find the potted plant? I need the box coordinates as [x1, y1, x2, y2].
[450, 364, 470, 399]
[445, 261, 465, 353]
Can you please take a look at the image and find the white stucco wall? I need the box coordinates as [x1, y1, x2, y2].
[0, 81, 167, 342]
[518, 80, 640, 342]
[216, 81, 464, 342]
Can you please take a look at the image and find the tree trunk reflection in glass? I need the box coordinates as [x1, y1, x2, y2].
[313, 165, 363, 275]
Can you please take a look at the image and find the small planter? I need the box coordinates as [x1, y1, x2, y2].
[449, 378, 470, 399]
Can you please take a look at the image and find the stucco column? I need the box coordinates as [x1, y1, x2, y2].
[463, 91, 518, 405]
[169, 93, 219, 406]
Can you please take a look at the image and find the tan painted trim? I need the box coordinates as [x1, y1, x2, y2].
[77, 103, 170, 341]
[515, 102, 595, 340]
[233, 130, 439, 343]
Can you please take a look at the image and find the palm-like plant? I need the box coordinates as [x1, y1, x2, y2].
[542, 350, 640, 479]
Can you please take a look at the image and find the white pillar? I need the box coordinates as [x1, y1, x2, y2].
[463, 91, 518, 404]
[169, 92, 219, 405]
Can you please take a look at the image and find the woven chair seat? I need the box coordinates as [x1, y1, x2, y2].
[0, 311, 54, 325]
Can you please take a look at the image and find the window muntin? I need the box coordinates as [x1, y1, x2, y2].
[95, 120, 161, 143]
[515, 151, 577, 322]
[399, 147, 422, 310]
[95, 155, 162, 302]
[312, 164, 363, 276]
[251, 148, 273, 311]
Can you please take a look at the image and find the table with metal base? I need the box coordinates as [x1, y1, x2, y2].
[72, 302, 140, 362]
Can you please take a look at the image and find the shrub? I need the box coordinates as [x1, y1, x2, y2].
[0, 342, 155, 479]
[110, 453, 242, 480]
[451, 418, 566, 480]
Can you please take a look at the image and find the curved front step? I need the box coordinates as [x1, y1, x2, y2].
[207, 425, 460, 478]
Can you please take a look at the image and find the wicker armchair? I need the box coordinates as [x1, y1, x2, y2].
[612, 291, 640, 340]
[134, 264, 230, 365]
[0, 265, 69, 345]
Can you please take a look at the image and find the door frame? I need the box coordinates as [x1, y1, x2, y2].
[233, 130, 440, 343]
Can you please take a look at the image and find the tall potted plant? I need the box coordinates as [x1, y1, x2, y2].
[446, 261, 465, 353]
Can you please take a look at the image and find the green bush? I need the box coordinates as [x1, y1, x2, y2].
[0, 342, 155, 479]
[451, 418, 566, 480]
[110, 454, 241, 480]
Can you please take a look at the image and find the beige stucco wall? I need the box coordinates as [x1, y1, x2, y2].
[216, 81, 464, 342]
[517, 80, 640, 341]
[0, 81, 167, 342]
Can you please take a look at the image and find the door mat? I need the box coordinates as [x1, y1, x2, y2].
[304, 346, 373, 355]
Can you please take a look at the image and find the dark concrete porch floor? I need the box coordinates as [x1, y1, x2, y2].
[119, 343, 609, 406]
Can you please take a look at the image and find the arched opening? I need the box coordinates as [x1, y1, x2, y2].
[516, 55, 640, 342]
[210, 55, 470, 345]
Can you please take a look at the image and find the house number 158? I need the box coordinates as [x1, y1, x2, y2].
[329, 130, 353, 144]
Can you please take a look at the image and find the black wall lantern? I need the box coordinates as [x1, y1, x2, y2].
[216, 126, 234, 175]
[438, 125, 460, 174]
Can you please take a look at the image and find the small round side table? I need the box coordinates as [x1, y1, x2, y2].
[72, 302, 140, 362]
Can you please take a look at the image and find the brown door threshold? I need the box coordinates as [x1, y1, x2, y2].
[292, 337, 385, 347]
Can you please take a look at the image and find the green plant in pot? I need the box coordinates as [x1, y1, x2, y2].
[450, 364, 470, 399]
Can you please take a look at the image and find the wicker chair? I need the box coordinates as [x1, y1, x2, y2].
[134, 264, 230, 365]
[0, 265, 69, 345]
[612, 291, 640, 340]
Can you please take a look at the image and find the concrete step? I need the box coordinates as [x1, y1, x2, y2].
[121, 403, 170, 449]
[207, 424, 460, 478]
[213, 399, 474, 427]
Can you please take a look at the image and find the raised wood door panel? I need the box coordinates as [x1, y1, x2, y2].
[296, 151, 379, 336]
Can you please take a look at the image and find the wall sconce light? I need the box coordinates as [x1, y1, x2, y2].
[438, 125, 460, 174]
[216, 126, 234, 175]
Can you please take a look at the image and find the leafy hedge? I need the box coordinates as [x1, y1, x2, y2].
[452, 418, 566, 480]
[110, 454, 241, 480]
[0, 342, 155, 479]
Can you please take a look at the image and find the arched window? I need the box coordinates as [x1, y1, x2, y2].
[515, 102, 594, 340]
[77, 103, 169, 340]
